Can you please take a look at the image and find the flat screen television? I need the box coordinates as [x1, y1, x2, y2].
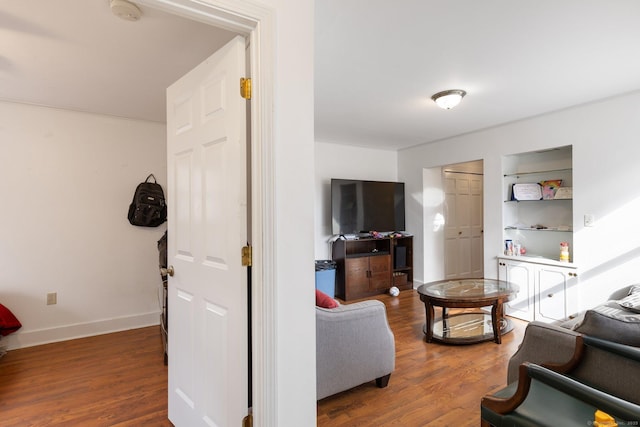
[331, 179, 405, 235]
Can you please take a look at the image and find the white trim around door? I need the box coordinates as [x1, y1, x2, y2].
[137, 0, 277, 424]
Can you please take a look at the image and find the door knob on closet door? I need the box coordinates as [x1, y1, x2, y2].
[162, 266, 175, 277]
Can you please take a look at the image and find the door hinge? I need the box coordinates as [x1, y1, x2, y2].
[240, 77, 252, 100]
[242, 245, 252, 267]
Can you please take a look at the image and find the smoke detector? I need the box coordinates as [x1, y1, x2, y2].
[110, 0, 142, 21]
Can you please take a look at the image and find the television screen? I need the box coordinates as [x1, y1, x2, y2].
[331, 179, 405, 235]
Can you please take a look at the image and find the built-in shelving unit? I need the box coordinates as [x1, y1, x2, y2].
[502, 147, 573, 262]
[499, 146, 578, 323]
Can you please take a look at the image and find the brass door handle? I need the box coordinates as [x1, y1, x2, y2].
[161, 266, 175, 277]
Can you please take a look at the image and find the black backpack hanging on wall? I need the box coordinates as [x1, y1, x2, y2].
[127, 174, 167, 227]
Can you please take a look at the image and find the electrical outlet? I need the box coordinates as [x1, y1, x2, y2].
[47, 292, 57, 305]
[584, 214, 595, 227]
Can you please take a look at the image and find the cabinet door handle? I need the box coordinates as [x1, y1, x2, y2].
[548, 293, 554, 298]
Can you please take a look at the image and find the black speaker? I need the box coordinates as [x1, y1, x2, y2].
[394, 246, 407, 269]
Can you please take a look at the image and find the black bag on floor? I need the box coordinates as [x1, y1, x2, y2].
[127, 174, 167, 227]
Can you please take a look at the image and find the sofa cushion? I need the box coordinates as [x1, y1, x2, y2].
[572, 301, 640, 347]
[618, 294, 640, 314]
[316, 289, 339, 309]
[618, 285, 640, 313]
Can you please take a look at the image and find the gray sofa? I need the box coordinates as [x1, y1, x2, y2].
[506, 285, 640, 382]
[481, 285, 640, 426]
[316, 299, 395, 400]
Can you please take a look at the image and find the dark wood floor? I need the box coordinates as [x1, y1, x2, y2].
[0, 326, 171, 426]
[317, 289, 527, 427]
[0, 289, 526, 426]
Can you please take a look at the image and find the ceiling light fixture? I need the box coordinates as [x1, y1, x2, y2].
[110, 0, 142, 21]
[431, 89, 467, 110]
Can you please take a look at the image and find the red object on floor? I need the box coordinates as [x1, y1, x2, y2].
[0, 303, 22, 336]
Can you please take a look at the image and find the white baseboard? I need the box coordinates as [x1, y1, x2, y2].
[3, 311, 161, 351]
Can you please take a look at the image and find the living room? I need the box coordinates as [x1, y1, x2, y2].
[313, 92, 640, 425]
[316, 89, 640, 309]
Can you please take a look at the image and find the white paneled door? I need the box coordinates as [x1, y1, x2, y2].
[166, 35, 248, 427]
[443, 171, 484, 280]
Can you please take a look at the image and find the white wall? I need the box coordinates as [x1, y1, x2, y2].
[263, 0, 316, 424]
[314, 141, 398, 259]
[421, 166, 445, 283]
[0, 101, 167, 350]
[398, 91, 640, 310]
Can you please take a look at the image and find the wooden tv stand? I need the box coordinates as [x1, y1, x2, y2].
[332, 235, 413, 301]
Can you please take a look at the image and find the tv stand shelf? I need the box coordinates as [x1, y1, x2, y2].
[346, 251, 390, 258]
[332, 236, 413, 301]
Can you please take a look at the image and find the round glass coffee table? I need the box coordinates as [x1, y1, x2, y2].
[417, 279, 519, 344]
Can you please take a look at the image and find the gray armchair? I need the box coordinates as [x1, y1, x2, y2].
[316, 299, 395, 400]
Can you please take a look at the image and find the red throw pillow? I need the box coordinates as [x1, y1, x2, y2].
[315, 289, 339, 309]
[0, 303, 22, 336]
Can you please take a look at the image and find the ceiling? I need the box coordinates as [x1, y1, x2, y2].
[0, 0, 236, 124]
[3, 1, 640, 151]
[315, 0, 640, 149]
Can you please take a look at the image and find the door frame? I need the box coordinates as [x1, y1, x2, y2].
[138, 0, 276, 424]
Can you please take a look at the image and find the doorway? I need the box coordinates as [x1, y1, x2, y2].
[140, 0, 276, 424]
[422, 160, 484, 283]
[442, 161, 484, 279]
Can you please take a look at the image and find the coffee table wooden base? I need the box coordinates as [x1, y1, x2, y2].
[423, 312, 513, 345]
[417, 279, 519, 345]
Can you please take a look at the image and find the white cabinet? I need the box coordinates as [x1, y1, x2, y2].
[498, 257, 578, 323]
[536, 264, 577, 323]
[498, 258, 534, 321]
